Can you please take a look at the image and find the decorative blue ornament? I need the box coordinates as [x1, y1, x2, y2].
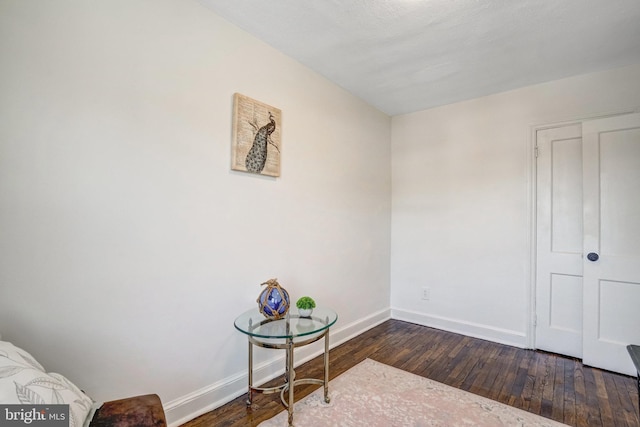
[257, 278, 290, 320]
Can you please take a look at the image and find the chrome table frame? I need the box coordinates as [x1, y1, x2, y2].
[628, 344, 640, 415]
[234, 308, 337, 426]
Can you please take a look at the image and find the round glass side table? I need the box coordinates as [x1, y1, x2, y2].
[234, 307, 338, 426]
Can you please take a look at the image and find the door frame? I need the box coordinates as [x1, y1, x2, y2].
[526, 108, 639, 350]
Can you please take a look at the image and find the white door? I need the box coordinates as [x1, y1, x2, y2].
[582, 113, 640, 376]
[535, 124, 584, 358]
[535, 113, 640, 375]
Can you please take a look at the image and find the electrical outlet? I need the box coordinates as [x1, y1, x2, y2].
[421, 287, 430, 300]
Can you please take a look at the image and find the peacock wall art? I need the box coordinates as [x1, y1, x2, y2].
[231, 93, 282, 177]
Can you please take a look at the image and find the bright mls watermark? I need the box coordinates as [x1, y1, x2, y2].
[0, 405, 69, 426]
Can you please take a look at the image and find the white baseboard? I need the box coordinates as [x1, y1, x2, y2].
[164, 308, 391, 427]
[390, 308, 527, 349]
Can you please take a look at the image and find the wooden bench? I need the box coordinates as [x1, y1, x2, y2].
[628, 345, 640, 415]
[89, 394, 166, 427]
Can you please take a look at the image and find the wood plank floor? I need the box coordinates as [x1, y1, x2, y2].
[182, 319, 639, 427]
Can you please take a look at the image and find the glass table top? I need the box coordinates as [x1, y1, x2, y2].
[234, 307, 338, 339]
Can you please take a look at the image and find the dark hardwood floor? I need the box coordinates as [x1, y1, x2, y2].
[183, 319, 639, 427]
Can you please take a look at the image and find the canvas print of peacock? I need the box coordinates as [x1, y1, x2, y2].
[231, 93, 281, 177]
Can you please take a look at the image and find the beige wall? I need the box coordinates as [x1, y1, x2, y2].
[390, 63, 640, 346]
[0, 1, 391, 424]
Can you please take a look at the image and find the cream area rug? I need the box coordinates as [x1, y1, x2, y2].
[259, 358, 568, 427]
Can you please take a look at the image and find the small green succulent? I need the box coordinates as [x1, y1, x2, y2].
[296, 296, 316, 310]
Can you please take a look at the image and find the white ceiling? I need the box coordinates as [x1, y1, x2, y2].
[200, 0, 640, 116]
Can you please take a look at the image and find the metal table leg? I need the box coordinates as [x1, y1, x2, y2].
[287, 337, 294, 426]
[627, 345, 640, 416]
[324, 329, 330, 403]
[247, 340, 253, 405]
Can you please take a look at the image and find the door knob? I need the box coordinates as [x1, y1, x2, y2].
[587, 252, 599, 262]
